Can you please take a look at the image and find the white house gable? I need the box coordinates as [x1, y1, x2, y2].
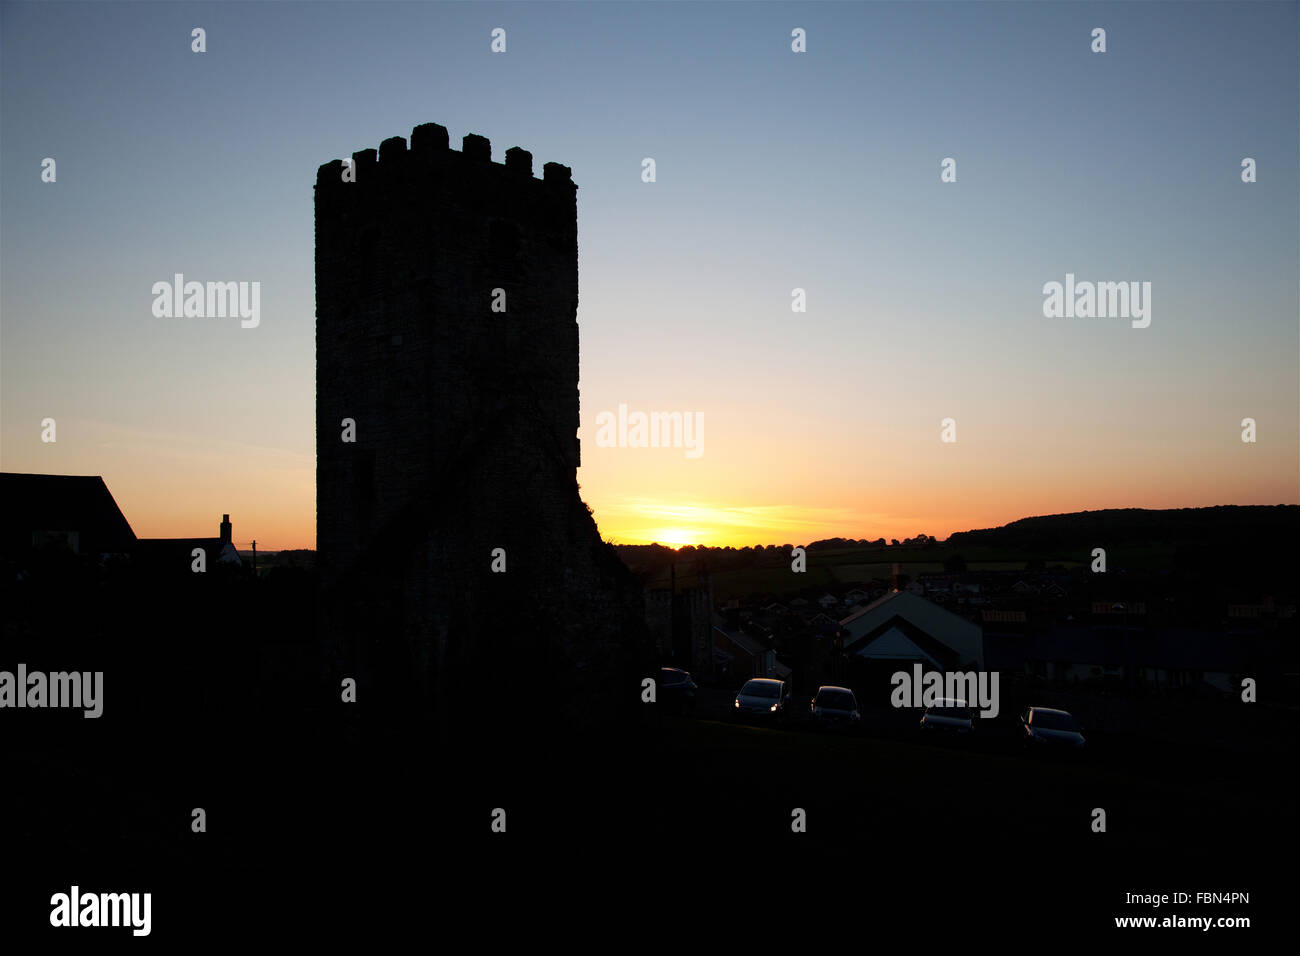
[853, 625, 944, 669]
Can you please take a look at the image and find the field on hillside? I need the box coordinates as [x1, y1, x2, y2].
[639, 541, 1186, 600]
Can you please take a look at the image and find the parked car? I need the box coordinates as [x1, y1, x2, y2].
[919, 698, 973, 734]
[810, 685, 860, 729]
[658, 667, 697, 715]
[733, 678, 790, 720]
[1019, 706, 1086, 750]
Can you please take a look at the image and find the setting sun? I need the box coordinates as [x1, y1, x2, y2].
[646, 528, 706, 547]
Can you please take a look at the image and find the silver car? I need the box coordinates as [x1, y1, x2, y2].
[733, 678, 790, 719]
[919, 698, 973, 734]
[811, 685, 861, 728]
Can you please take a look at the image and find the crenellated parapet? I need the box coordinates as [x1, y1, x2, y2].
[315, 123, 574, 195]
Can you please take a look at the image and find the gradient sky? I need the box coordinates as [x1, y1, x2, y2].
[2, 1, 1297, 549]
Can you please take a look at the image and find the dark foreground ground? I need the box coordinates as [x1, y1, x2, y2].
[1, 564, 1288, 942]
[3, 695, 1288, 943]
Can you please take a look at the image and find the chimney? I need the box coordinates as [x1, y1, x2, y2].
[220, 514, 232, 544]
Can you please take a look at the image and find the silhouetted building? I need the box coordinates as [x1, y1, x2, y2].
[711, 623, 783, 683]
[645, 570, 713, 677]
[0, 472, 136, 562]
[314, 124, 648, 730]
[133, 513, 241, 574]
[839, 590, 985, 704]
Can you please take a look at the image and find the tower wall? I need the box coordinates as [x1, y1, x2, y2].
[315, 124, 647, 733]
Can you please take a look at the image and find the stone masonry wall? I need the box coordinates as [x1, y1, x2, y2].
[315, 124, 649, 736]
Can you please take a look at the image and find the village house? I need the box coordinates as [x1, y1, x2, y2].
[838, 590, 985, 705]
[0, 473, 136, 565]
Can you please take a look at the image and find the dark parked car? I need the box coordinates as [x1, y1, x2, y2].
[659, 667, 697, 715]
[810, 685, 861, 729]
[1019, 706, 1086, 751]
[733, 678, 791, 720]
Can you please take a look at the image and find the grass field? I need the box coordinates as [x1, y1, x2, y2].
[644, 541, 1168, 599]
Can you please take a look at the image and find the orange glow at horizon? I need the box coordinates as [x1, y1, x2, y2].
[4, 404, 1297, 552]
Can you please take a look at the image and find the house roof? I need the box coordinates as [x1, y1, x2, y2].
[133, 538, 240, 571]
[839, 590, 984, 668]
[840, 590, 979, 635]
[0, 472, 136, 555]
[712, 625, 769, 658]
[845, 616, 963, 670]
[840, 591, 897, 626]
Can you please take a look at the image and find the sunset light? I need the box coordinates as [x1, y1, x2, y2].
[645, 528, 707, 548]
[0, 0, 1294, 939]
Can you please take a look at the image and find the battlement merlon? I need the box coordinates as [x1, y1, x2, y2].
[314, 123, 576, 193]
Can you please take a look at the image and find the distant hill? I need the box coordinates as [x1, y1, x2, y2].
[612, 505, 1300, 590]
[944, 506, 1299, 554]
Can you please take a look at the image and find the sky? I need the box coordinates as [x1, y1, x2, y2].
[2, 1, 1297, 550]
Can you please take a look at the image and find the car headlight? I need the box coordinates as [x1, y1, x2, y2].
[733, 699, 739, 708]
[770, 704, 778, 712]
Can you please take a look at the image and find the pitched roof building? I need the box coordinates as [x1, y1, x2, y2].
[133, 513, 241, 573]
[0, 473, 240, 574]
[839, 590, 984, 671]
[0, 472, 136, 558]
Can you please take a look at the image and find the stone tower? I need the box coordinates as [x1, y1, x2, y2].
[315, 124, 647, 735]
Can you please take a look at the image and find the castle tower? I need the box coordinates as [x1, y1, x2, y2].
[315, 124, 647, 734]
